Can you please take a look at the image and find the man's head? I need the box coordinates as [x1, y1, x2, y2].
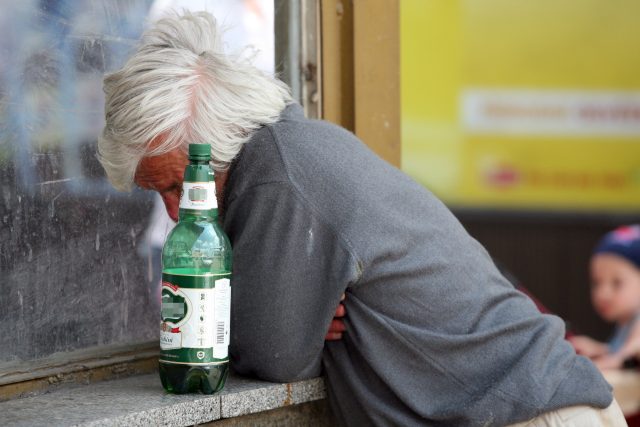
[590, 225, 640, 323]
[98, 11, 291, 217]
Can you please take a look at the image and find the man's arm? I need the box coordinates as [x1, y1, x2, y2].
[224, 183, 359, 382]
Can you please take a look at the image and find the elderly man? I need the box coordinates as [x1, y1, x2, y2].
[99, 12, 624, 427]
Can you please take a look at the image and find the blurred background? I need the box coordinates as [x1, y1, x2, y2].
[403, 0, 640, 213]
[0, 0, 638, 382]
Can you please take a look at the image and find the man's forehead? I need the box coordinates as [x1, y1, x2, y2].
[133, 157, 159, 189]
[134, 150, 188, 190]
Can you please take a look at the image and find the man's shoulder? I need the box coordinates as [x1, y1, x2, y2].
[233, 106, 369, 195]
[223, 108, 353, 200]
[268, 107, 362, 158]
[223, 122, 289, 204]
[231, 105, 358, 178]
[267, 108, 384, 188]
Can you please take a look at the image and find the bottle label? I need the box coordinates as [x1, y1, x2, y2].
[160, 272, 231, 365]
[179, 182, 217, 210]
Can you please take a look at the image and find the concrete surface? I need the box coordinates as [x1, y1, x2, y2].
[1, 372, 327, 426]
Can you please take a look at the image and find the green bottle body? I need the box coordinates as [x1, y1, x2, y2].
[159, 148, 232, 394]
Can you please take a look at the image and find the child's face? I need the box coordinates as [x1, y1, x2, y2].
[591, 253, 640, 323]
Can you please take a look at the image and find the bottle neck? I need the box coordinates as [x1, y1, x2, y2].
[178, 161, 218, 222]
[178, 208, 218, 222]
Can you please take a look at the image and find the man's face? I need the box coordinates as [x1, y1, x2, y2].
[590, 253, 640, 323]
[134, 149, 188, 222]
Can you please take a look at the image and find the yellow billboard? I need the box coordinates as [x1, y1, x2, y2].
[401, 0, 640, 211]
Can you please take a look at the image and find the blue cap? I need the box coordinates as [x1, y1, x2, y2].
[594, 225, 640, 269]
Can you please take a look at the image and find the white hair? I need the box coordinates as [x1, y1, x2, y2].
[98, 11, 292, 191]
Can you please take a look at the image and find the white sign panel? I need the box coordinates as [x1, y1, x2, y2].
[462, 89, 640, 136]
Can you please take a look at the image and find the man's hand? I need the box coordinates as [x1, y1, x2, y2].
[325, 294, 346, 341]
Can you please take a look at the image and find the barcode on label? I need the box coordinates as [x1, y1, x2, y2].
[216, 322, 225, 344]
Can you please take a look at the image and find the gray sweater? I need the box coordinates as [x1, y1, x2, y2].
[222, 104, 612, 426]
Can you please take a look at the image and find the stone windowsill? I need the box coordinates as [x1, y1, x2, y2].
[1, 372, 327, 426]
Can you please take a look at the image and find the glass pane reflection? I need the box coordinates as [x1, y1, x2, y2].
[0, 0, 274, 364]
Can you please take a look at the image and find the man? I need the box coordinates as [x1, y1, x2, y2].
[98, 12, 624, 426]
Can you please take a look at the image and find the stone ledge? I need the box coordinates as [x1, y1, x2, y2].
[0, 342, 160, 402]
[1, 372, 327, 427]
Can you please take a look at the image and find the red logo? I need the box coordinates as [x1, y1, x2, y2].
[162, 281, 179, 292]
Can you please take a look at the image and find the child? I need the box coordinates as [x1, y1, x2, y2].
[570, 225, 640, 370]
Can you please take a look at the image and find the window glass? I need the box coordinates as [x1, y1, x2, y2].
[0, 0, 274, 365]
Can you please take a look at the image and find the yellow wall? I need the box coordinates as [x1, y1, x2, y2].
[401, 0, 640, 211]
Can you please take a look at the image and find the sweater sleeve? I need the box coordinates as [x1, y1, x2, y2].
[223, 182, 359, 383]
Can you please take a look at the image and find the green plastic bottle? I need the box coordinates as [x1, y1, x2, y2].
[159, 143, 232, 394]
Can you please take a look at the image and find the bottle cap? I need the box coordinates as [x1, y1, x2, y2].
[188, 143, 211, 161]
